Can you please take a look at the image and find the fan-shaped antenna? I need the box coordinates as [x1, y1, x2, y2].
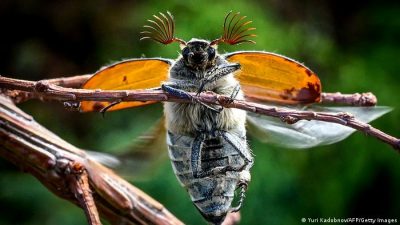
[140, 11, 186, 46]
[210, 11, 256, 46]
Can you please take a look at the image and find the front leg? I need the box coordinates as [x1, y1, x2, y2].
[162, 83, 223, 113]
[220, 131, 253, 165]
[191, 133, 205, 178]
[161, 82, 195, 101]
[197, 63, 241, 95]
[191, 130, 253, 179]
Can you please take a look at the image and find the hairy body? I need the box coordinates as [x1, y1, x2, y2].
[162, 39, 253, 224]
[164, 56, 247, 136]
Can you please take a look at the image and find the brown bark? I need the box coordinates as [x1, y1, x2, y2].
[0, 95, 184, 225]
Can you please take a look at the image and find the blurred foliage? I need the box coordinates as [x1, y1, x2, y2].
[1, 0, 400, 225]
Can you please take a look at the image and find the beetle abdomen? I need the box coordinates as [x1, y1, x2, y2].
[167, 131, 247, 224]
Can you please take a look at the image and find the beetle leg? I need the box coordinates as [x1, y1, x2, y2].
[220, 131, 254, 166]
[191, 133, 206, 178]
[227, 84, 241, 103]
[220, 130, 252, 212]
[206, 63, 241, 83]
[230, 182, 248, 212]
[230, 84, 240, 101]
[162, 83, 194, 101]
[205, 164, 246, 176]
[162, 83, 222, 113]
[100, 99, 122, 117]
[193, 163, 247, 178]
[192, 130, 253, 179]
[197, 63, 241, 95]
[191, 132, 247, 178]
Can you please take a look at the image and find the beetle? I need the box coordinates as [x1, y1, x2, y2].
[80, 11, 389, 224]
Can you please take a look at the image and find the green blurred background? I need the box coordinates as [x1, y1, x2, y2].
[1, 0, 399, 224]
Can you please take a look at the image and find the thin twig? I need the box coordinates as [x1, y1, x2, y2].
[0, 75, 90, 103]
[0, 75, 398, 151]
[0, 75, 377, 106]
[321, 92, 377, 106]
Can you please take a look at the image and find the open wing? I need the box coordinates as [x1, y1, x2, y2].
[86, 117, 168, 179]
[80, 58, 172, 112]
[225, 51, 321, 104]
[114, 117, 168, 178]
[247, 106, 392, 149]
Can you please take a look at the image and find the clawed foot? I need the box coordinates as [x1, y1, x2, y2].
[100, 100, 122, 118]
[227, 84, 241, 104]
[230, 182, 248, 213]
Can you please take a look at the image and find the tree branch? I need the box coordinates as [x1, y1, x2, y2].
[1, 75, 377, 106]
[0, 75, 398, 151]
[0, 95, 184, 225]
[67, 161, 102, 225]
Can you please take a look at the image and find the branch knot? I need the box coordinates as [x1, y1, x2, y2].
[34, 80, 50, 93]
[338, 112, 355, 120]
[70, 161, 85, 174]
[359, 92, 377, 106]
[280, 115, 300, 124]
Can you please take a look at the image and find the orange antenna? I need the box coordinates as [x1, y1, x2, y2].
[140, 11, 186, 45]
[211, 11, 256, 46]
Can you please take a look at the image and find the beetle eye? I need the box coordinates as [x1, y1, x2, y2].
[182, 47, 190, 61]
[207, 47, 216, 60]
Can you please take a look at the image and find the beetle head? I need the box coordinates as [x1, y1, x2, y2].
[181, 39, 216, 70]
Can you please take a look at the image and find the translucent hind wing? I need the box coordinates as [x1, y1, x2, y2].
[247, 106, 392, 149]
[116, 117, 168, 177]
[87, 118, 168, 179]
